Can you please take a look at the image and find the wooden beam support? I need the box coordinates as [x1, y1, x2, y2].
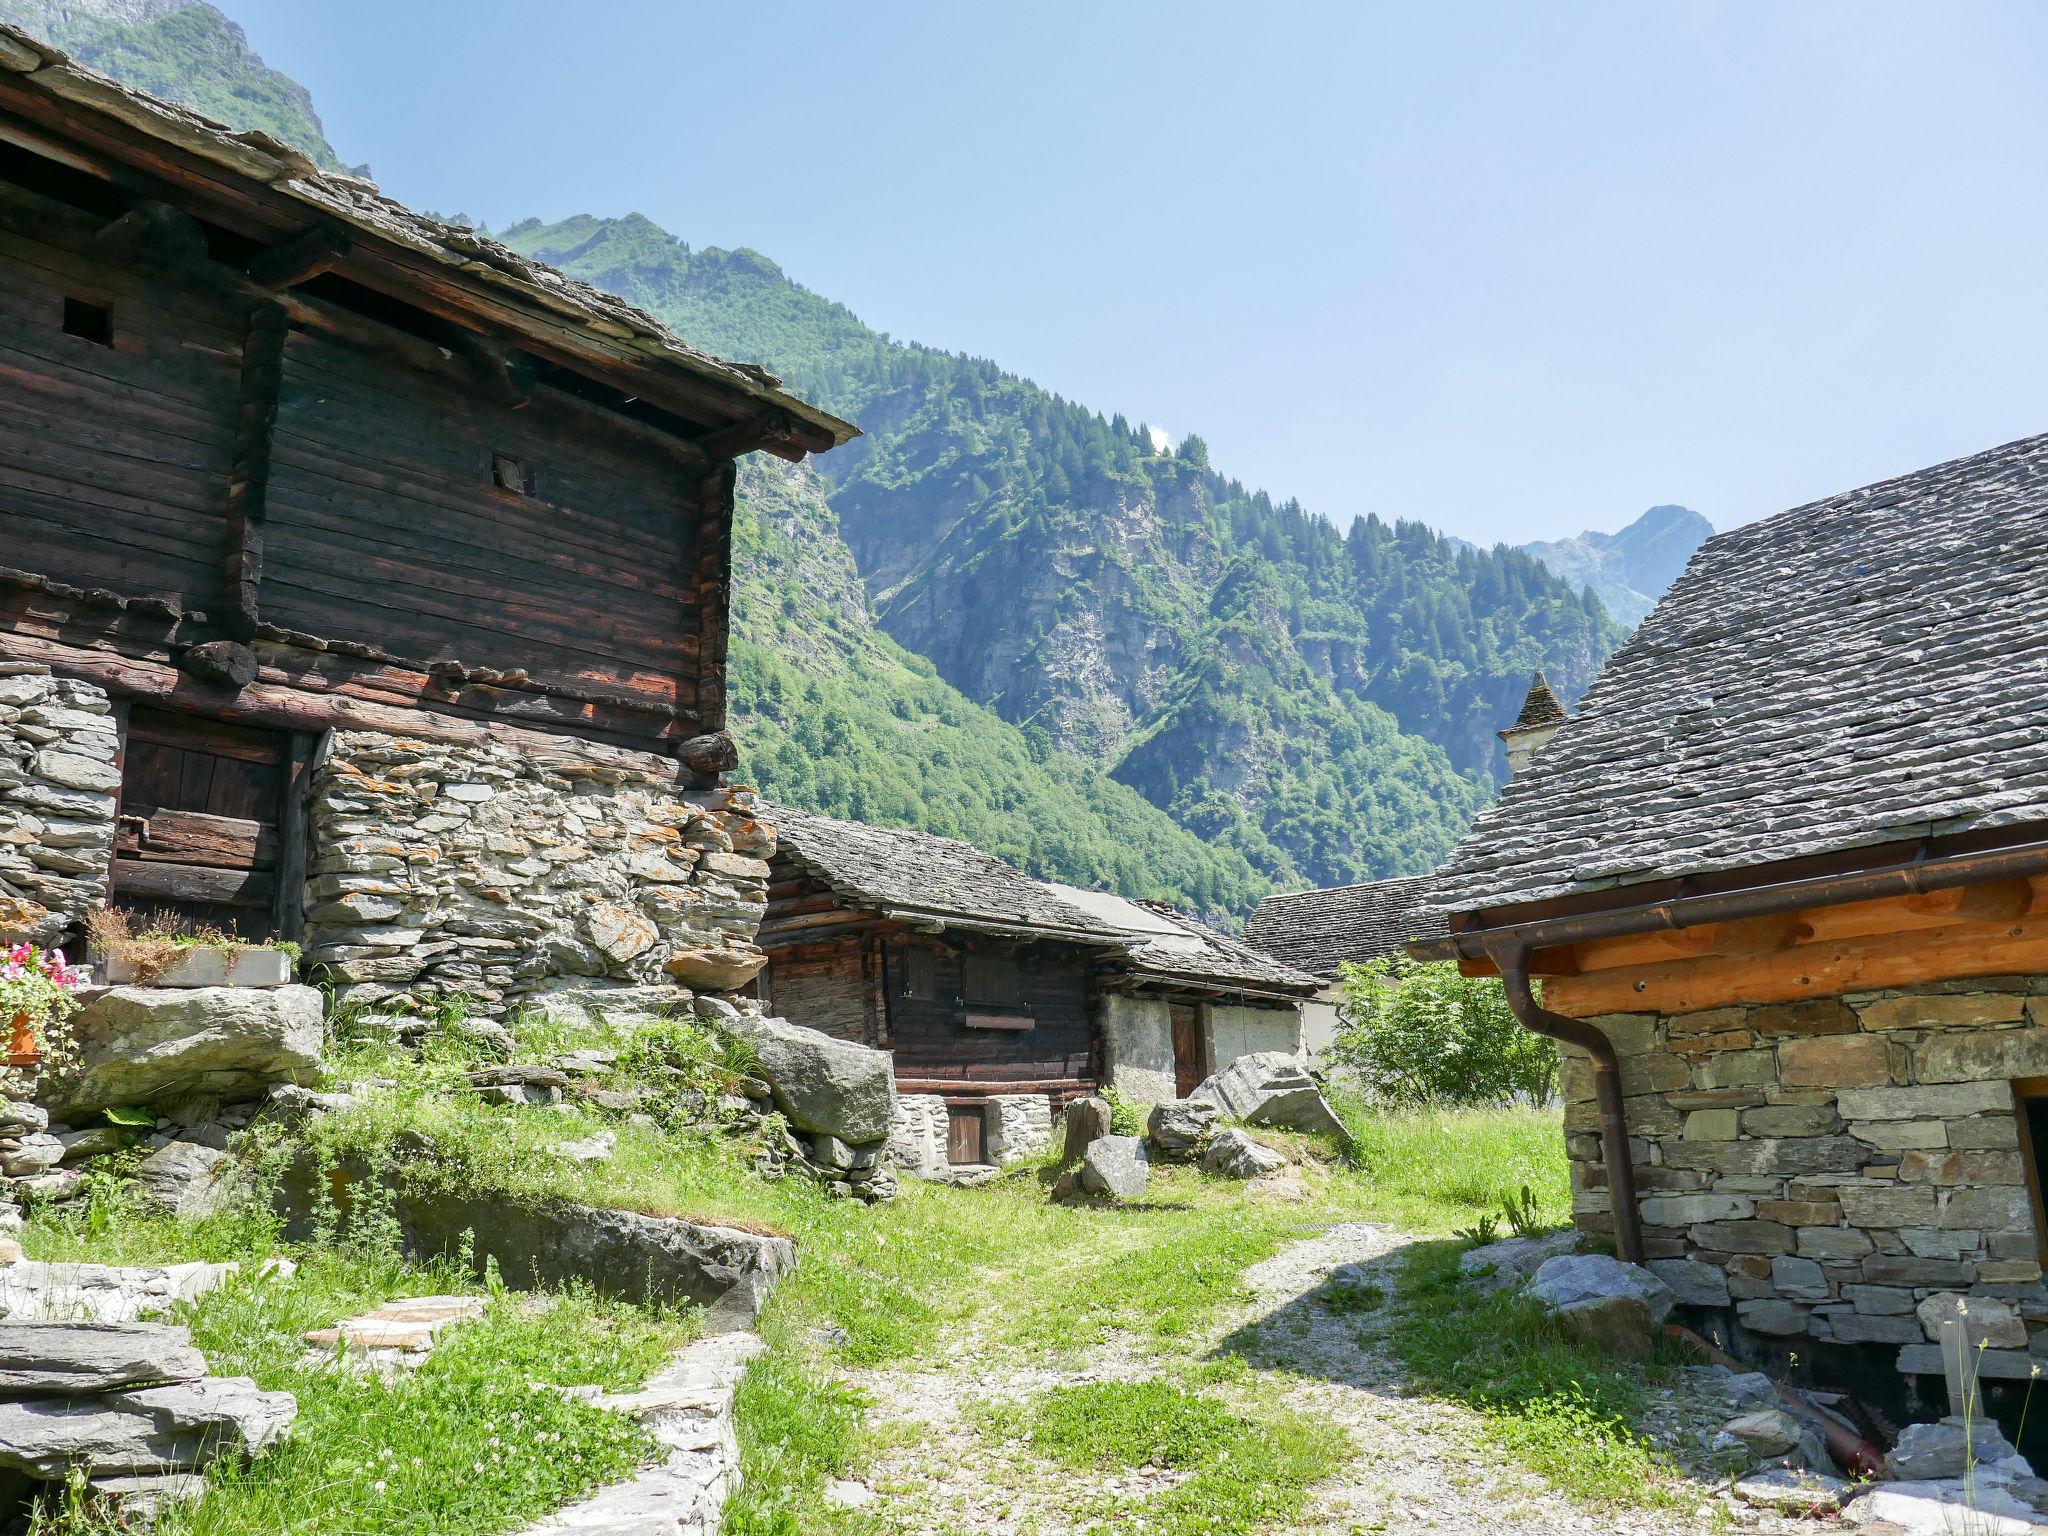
[1543, 913, 2048, 1017]
[1570, 925, 1720, 973]
[222, 298, 289, 643]
[690, 459, 735, 748]
[245, 224, 350, 290]
[687, 412, 822, 464]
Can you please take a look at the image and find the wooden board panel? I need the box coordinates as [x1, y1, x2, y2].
[882, 937, 1094, 1084]
[947, 1106, 986, 1166]
[262, 328, 703, 705]
[115, 807, 274, 869]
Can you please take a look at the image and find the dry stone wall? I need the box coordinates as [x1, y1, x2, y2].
[304, 731, 773, 1012]
[1565, 979, 2048, 1372]
[0, 666, 115, 945]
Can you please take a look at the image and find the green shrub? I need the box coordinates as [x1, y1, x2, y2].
[1331, 957, 1556, 1106]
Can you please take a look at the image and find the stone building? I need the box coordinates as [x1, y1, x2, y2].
[1415, 432, 2048, 1410]
[0, 23, 855, 1009]
[757, 806, 1315, 1170]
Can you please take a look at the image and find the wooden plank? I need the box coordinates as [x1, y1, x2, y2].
[691, 461, 735, 740]
[963, 1014, 1034, 1032]
[274, 728, 321, 941]
[1544, 916, 2048, 1017]
[114, 807, 273, 868]
[113, 857, 274, 908]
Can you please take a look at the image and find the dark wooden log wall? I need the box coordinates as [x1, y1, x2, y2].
[882, 936, 1094, 1090]
[0, 162, 716, 744]
[263, 329, 703, 718]
[0, 183, 237, 616]
[766, 950, 869, 1044]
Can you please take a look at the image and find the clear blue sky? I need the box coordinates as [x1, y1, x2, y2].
[225, 0, 2048, 545]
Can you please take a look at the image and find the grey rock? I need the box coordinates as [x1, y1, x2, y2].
[1145, 1099, 1219, 1157]
[89, 1472, 208, 1522]
[1886, 1416, 2017, 1481]
[0, 1321, 206, 1396]
[1199, 1126, 1287, 1179]
[1061, 1096, 1112, 1162]
[1725, 1406, 1805, 1458]
[265, 1084, 360, 1125]
[57, 1126, 132, 1163]
[0, 1102, 46, 1136]
[1646, 1256, 1731, 1307]
[50, 985, 322, 1117]
[1732, 1467, 1850, 1515]
[1079, 1135, 1149, 1198]
[1461, 1231, 1579, 1292]
[733, 1016, 894, 1145]
[0, 1375, 294, 1477]
[1, 1132, 63, 1177]
[1526, 1253, 1675, 1360]
[1189, 1051, 1349, 1141]
[132, 1142, 237, 1220]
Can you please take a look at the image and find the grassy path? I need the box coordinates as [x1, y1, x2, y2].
[723, 1110, 1807, 1536]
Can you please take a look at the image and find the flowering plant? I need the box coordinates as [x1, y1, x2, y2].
[0, 942, 85, 1058]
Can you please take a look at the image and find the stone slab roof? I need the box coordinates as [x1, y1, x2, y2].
[1425, 431, 2048, 916]
[762, 806, 1120, 944]
[0, 23, 855, 451]
[1047, 885, 1319, 997]
[1244, 875, 1447, 980]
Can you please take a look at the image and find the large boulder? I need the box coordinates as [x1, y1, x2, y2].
[49, 985, 322, 1117]
[734, 1016, 894, 1146]
[1079, 1135, 1149, 1198]
[1525, 1253, 1676, 1360]
[1146, 1099, 1219, 1159]
[1188, 1052, 1349, 1142]
[0, 1322, 206, 1397]
[1201, 1127, 1287, 1179]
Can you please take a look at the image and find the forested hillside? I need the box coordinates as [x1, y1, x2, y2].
[499, 215, 1621, 890]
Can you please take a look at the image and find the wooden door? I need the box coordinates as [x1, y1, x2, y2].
[113, 708, 298, 941]
[1170, 1002, 1206, 1098]
[946, 1104, 986, 1165]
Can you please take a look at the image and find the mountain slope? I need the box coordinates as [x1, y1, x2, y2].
[500, 216, 1625, 889]
[0, 0, 352, 172]
[1521, 504, 1713, 625]
[730, 460, 1274, 922]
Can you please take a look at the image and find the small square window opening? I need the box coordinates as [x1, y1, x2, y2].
[63, 298, 113, 347]
[491, 453, 533, 496]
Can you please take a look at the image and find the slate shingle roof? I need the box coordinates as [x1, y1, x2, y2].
[763, 806, 1120, 944]
[1425, 431, 2048, 916]
[1243, 876, 1447, 980]
[1504, 673, 1569, 734]
[0, 23, 855, 451]
[1047, 885, 1320, 996]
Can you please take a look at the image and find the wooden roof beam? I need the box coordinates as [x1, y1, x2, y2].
[246, 223, 350, 289]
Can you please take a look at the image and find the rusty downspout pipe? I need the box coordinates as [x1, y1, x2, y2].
[1484, 936, 1645, 1268]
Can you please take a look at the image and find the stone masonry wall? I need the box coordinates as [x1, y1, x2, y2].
[0, 666, 116, 945]
[1564, 978, 2048, 1374]
[304, 731, 773, 1012]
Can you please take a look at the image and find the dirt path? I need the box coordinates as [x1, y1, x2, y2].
[829, 1222, 1807, 1535]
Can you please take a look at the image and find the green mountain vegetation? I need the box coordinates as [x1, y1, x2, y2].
[730, 460, 1272, 922]
[500, 216, 1624, 893]
[1519, 504, 1713, 626]
[0, 0, 351, 172]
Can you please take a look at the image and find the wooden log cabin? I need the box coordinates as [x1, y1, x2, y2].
[1413, 431, 2048, 1425]
[0, 23, 854, 955]
[758, 805, 1317, 1166]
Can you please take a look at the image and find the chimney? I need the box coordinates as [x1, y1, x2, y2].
[1499, 671, 1570, 777]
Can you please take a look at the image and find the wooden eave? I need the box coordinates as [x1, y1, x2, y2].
[1421, 821, 2048, 1017]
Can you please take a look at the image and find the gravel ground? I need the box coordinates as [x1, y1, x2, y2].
[832, 1221, 1819, 1535]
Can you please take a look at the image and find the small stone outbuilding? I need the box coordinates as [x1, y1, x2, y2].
[1416, 432, 2048, 1421]
[758, 806, 1316, 1169]
[1244, 873, 1445, 1059]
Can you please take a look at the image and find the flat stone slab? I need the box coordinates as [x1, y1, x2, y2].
[305, 1295, 485, 1364]
[0, 1261, 238, 1324]
[1734, 1467, 1850, 1515]
[0, 1320, 206, 1396]
[0, 1375, 294, 1478]
[522, 1332, 763, 1536]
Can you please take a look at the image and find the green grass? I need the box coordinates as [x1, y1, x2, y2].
[23, 1201, 695, 1536]
[973, 1379, 1349, 1536]
[1332, 1093, 1572, 1233]
[1388, 1239, 1694, 1510]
